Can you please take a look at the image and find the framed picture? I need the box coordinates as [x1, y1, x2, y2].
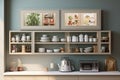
[61, 9, 101, 30]
[21, 10, 59, 30]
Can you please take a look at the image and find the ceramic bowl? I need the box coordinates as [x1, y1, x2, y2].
[42, 34, 47, 37]
[53, 49, 60, 53]
[46, 49, 53, 53]
[60, 38, 66, 42]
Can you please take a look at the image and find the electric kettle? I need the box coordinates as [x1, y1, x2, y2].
[58, 57, 74, 72]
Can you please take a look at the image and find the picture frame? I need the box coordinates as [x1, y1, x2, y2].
[21, 10, 59, 30]
[61, 9, 101, 30]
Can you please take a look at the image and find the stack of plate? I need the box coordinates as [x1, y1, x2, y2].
[40, 34, 50, 42]
[84, 47, 93, 53]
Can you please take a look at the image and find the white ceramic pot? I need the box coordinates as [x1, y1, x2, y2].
[39, 48, 45, 53]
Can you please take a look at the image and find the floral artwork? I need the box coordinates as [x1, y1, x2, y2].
[81, 13, 97, 26]
[65, 13, 97, 27]
[65, 13, 80, 26]
[61, 10, 101, 30]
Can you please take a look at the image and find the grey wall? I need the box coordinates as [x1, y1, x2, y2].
[5, 0, 120, 71]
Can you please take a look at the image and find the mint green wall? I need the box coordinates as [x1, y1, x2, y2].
[5, 0, 120, 71]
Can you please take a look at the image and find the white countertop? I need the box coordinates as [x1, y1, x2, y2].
[4, 71, 120, 76]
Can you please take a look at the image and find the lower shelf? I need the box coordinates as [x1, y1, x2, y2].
[9, 52, 111, 55]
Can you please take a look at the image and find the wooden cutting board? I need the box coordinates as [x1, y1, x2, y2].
[105, 56, 117, 71]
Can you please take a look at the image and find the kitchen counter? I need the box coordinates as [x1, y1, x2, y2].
[4, 71, 120, 76]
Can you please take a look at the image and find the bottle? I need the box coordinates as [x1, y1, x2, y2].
[84, 34, 88, 42]
[22, 45, 25, 53]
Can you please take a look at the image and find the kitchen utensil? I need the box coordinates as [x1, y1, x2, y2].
[105, 56, 117, 71]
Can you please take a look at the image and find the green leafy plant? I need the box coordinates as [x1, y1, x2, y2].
[26, 13, 40, 26]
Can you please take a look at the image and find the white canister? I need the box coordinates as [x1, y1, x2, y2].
[79, 34, 83, 42]
[66, 36, 71, 42]
[38, 48, 45, 53]
[84, 34, 88, 42]
[21, 34, 26, 42]
[101, 46, 106, 52]
[76, 36, 78, 42]
[89, 37, 93, 42]
[93, 38, 97, 42]
[15, 35, 20, 42]
[26, 36, 30, 41]
[72, 35, 77, 42]
[11, 37, 15, 42]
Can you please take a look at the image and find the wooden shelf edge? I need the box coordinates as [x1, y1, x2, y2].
[9, 52, 111, 55]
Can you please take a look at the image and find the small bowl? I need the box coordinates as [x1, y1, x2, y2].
[42, 34, 47, 37]
[93, 38, 97, 42]
[46, 49, 53, 53]
[53, 49, 60, 53]
[60, 38, 66, 42]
